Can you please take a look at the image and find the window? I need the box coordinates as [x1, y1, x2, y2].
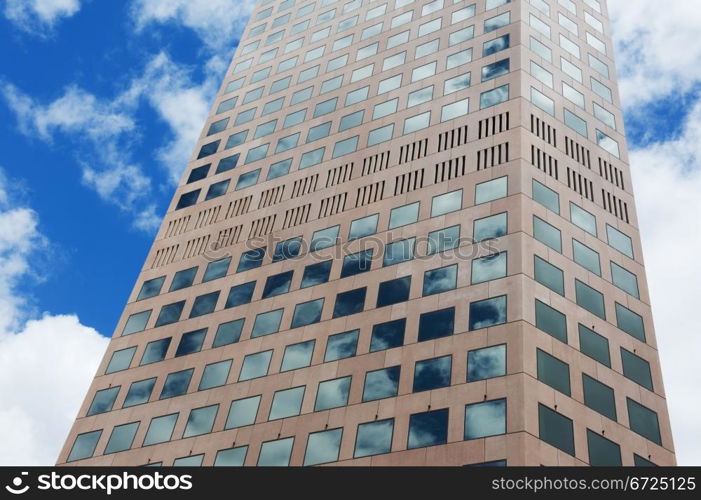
[413, 355, 452, 392]
[281, 340, 315, 372]
[403, 112, 431, 134]
[383, 51, 406, 71]
[183, 404, 218, 438]
[533, 180, 559, 214]
[173, 455, 203, 466]
[304, 428, 342, 466]
[199, 360, 232, 391]
[251, 308, 284, 338]
[573, 240, 602, 275]
[408, 409, 449, 449]
[485, 11, 510, 33]
[389, 202, 419, 229]
[137, 276, 165, 301]
[339, 110, 364, 131]
[175, 328, 207, 357]
[105, 347, 136, 374]
[432, 190, 462, 217]
[214, 446, 247, 466]
[186, 164, 209, 184]
[611, 262, 640, 299]
[472, 253, 507, 284]
[583, 374, 617, 421]
[537, 349, 571, 395]
[441, 98, 469, 122]
[190, 292, 219, 318]
[272, 236, 302, 262]
[444, 72, 470, 95]
[212, 319, 243, 349]
[315, 376, 351, 411]
[424, 264, 458, 296]
[291, 86, 313, 105]
[205, 180, 230, 201]
[627, 399, 661, 445]
[301, 260, 333, 288]
[203, 257, 231, 282]
[104, 422, 139, 455]
[160, 368, 193, 399]
[269, 386, 305, 420]
[408, 86, 434, 107]
[143, 413, 178, 446]
[363, 366, 400, 402]
[412, 61, 437, 82]
[387, 30, 409, 49]
[368, 124, 394, 146]
[469, 296, 507, 330]
[122, 310, 151, 336]
[275, 133, 299, 154]
[538, 404, 574, 455]
[450, 26, 475, 47]
[349, 214, 378, 240]
[332, 287, 367, 318]
[416, 38, 440, 59]
[325, 330, 359, 362]
[578, 324, 610, 367]
[87, 387, 120, 416]
[428, 225, 460, 254]
[531, 61, 553, 87]
[634, 454, 656, 467]
[615, 303, 646, 342]
[262, 271, 293, 299]
[378, 74, 402, 94]
[237, 247, 265, 272]
[533, 216, 562, 252]
[570, 202, 597, 236]
[473, 213, 507, 243]
[140, 338, 171, 366]
[67, 430, 102, 462]
[452, 4, 475, 22]
[239, 350, 273, 381]
[292, 298, 324, 328]
[531, 87, 555, 115]
[197, 141, 219, 159]
[563, 83, 585, 108]
[355, 419, 394, 458]
[154, 301, 185, 327]
[482, 59, 510, 82]
[176, 190, 200, 211]
[341, 249, 373, 277]
[475, 176, 507, 204]
[262, 97, 285, 116]
[314, 98, 337, 118]
[417, 307, 454, 343]
[311, 225, 340, 252]
[370, 318, 405, 352]
[346, 86, 370, 106]
[559, 34, 580, 58]
[484, 34, 510, 56]
[225, 395, 260, 429]
[258, 438, 294, 466]
[535, 300, 567, 343]
[465, 399, 506, 439]
[575, 280, 606, 319]
[534, 255, 565, 295]
[587, 430, 622, 466]
[621, 348, 653, 391]
[467, 344, 506, 381]
[377, 275, 411, 306]
[447, 48, 473, 70]
[225, 281, 255, 309]
[564, 109, 588, 137]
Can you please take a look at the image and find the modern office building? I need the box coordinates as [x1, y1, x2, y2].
[58, 0, 675, 466]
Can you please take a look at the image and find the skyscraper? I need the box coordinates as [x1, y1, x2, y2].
[59, 0, 675, 466]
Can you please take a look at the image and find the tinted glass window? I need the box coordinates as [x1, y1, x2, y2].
[225, 395, 260, 429]
[467, 344, 506, 381]
[269, 386, 305, 420]
[615, 303, 645, 342]
[304, 428, 343, 466]
[315, 376, 351, 411]
[621, 348, 653, 391]
[160, 368, 194, 399]
[67, 430, 102, 462]
[627, 398, 661, 445]
[214, 446, 247, 466]
[355, 419, 394, 458]
[239, 350, 273, 381]
[587, 429, 622, 466]
[578, 324, 610, 367]
[105, 347, 136, 374]
[183, 404, 218, 438]
[87, 387, 120, 416]
[237, 247, 265, 272]
[258, 438, 294, 466]
[341, 249, 373, 277]
[575, 280, 606, 319]
[154, 301, 185, 327]
[427, 225, 460, 254]
[332, 287, 366, 318]
[363, 366, 401, 402]
[471, 253, 507, 284]
[377, 276, 411, 307]
[137, 276, 165, 301]
[583, 373, 617, 420]
[418, 307, 454, 342]
[292, 298, 324, 328]
[413, 355, 452, 392]
[408, 409, 449, 449]
[272, 237, 302, 262]
[225, 281, 256, 309]
[383, 238, 414, 267]
[281, 340, 315, 372]
[538, 404, 574, 455]
[465, 399, 506, 439]
[534, 256, 565, 295]
[143, 414, 178, 446]
[104, 422, 139, 455]
[473, 213, 507, 242]
[198, 360, 232, 390]
[262, 271, 293, 299]
[213, 319, 244, 347]
[423, 264, 458, 296]
[140, 338, 171, 365]
[203, 257, 231, 282]
[325, 330, 359, 362]
[169, 267, 197, 292]
[175, 329, 207, 357]
[535, 300, 567, 343]
[122, 310, 151, 336]
[189, 292, 219, 318]
[251, 309, 284, 338]
[123, 379, 156, 408]
[370, 318, 406, 352]
[301, 260, 333, 288]
[537, 349, 571, 395]
[469, 296, 507, 330]
[349, 214, 379, 240]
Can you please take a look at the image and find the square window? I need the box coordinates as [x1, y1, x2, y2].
[627, 399, 661, 445]
[315, 376, 351, 411]
[269, 386, 305, 420]
[469, 295, 507, 330]
[225, 281, 255, 309]
[413, 355, 452, 392]
[431, 190, 462, 217]
[292, 298, 324, 328]
[225, 395, 260, 429]
[258, 438, 294, 466]
[175, 328, 207, 357]
[189, 292, 219, 318]
[534, 255, 565, 295]
[537, 349, 571, 395]
[140, 338, 171, 366]
[465, 399, 506, 439]
[575, 280, 606, 319]
[272, 236, 302, 262]
[370, 318, 405, 352]
[428, 225, 461, 254]
[311, 225, 340, 252]
[105, 347, 136, 374]
[472, 252, 507, 284]
[467, 344, 506, 382]
[355, 419, 394, 458]
[160, 369, 193, 399]
[87, 387, 120, 416]
[251, 308, 284, 338]
[423, 264, 458, 296]
[325, 329, 359, 362]
[67, 430, 102, 462]
[301, 260, 333, 288]
[535, 300, 567, 343]
[408, 409, 449, 449]
[418, 307, 455, 342]
[587, 429, 622, 466]
[533, 216, 562, 252]
[363, 366, 400, 402]
[615, 303, 645, 342]
[154, 301, 185, 328]
[199, 360, 232, 391]
[104, 422, 139, 455]
[239, 350, 273, 381]
[474, 213, 507, 242]
[137, 276, 165, 301]
[262, 271, 293, 299]
[122, 310, 151, 336]
[583, 374, 617, 421]
[538, 404, 574, 455]
[377, 275, 411, 306]
[183, 404, 218, 438]
[621, 348, 653, 391]
[281, 340, 315, 372]
[304, 428, 342, 466]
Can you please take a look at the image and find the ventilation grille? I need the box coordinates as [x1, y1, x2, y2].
[326, 162, 354, 188]
[258, 185, 285, 209]
[216, 225, 242, 249]
[183, 235, 211, 260]
[151, 244, 179, 269]
[249, 214, 276, 239]
[165, 215, 190, 238]
[477, 142, 509, 170]
[565, 136, 591, 169]
[531, 145, 559, 179]
[394, 169, 425, 196]
[478, 112, 510, 139]
[355, 181, 385, 208]
[194, 205, 220, 230]
[434, 155, 467, 183]
[437, 125, 468, 152]
[318, 193, 347, 218]
[291, 174, 319, 198]
[283, 204, 311, 229]
[598, 158, 625, 190]
[567, 167, 595, 202]
[224, 196, 252, 219]
[530, 114, 557, 147]
[602, 189, 630, 223]
[362, 150, 390, 175]
[398, 138, 428, 165]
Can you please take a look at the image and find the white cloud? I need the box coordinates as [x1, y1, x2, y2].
[131, 0, 255, 50]
[3, 0, 82, 32]
[0, 169, 108, 465]
[609, 0, 701, 466]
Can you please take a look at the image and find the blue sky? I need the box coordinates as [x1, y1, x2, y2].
[0, 0, 699, 466]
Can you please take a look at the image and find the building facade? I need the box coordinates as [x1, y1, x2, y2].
[58, 0, 676, 466]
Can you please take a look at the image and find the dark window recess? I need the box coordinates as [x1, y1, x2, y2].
[376, 276, 411, 307]
[176, 189, 200, 210]
[187, 164, 210, 184]
[175, 329, 207, 357]
[333, 287, 367, 318]
[418, 307, 455, 342]
[198, 140, 220, 159]
[370, 318, 406, 352]
[225, 281, 256, 308]
[216, 154, 239, 174]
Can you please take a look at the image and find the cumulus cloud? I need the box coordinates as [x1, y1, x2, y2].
[131, 0, 255, 51]
[0, 169, 108, 465]
[3, 0, 82, 33]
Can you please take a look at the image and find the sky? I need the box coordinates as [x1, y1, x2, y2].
[0, 0, 698, 466]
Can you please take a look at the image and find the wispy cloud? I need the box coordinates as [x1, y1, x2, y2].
[3, 0, 82, 34]
[0, 168, 108, 465]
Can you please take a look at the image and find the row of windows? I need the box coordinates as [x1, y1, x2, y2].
[70, 399, 510, 464]
[92, 344, 506, 419]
